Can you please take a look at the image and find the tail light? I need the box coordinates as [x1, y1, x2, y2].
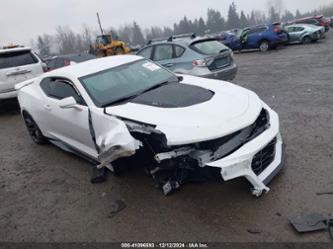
[64, 60, 71, 66]
[273, 28, 281, 33]
[192, 59, 207, 67]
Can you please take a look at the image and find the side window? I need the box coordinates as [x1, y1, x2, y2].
[153, 45, 173, 61]
[137, 46, 153, 59]
[287, 27, 294, 32]
[40, 78, 85, 105]
[174, 45, 185, 58]
[248, 29, 256, 34]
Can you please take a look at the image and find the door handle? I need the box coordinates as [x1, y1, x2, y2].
[43, 104, 52, 111]
[163, 63, 174, 68]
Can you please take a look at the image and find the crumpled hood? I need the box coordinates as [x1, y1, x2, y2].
[105, 75, 263, 145]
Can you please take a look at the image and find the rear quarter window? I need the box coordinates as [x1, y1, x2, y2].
[174, 45, 185, 58]
[137, 46, 153, 59]
[0, 50, 39, 69]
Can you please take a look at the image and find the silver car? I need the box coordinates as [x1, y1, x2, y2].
[286, 24, 323, 44]
[136, 34, 238, 81]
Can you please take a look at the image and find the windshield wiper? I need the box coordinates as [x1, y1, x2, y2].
[101, 94, 140, 107]
[102, 77, 178, 107]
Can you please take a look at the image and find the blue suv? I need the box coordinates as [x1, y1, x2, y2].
[220, 23, 288, 52]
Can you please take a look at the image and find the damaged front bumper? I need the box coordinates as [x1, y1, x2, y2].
[100, 102, 284, 196]
[206, 107, 284, 196]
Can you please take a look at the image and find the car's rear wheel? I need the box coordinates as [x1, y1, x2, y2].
[259, 40, 270, 52]
[302, 36, 312, 44]
[23, 113, 47, 145]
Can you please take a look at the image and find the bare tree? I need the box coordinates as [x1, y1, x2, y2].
[55, 26, 78, 54]
[81, 24, 94, 51]
[267, 0, 284, 21]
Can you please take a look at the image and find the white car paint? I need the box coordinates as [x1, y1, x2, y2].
[106, 75, 262, 146]
[16, 55, 284, 196]
[0, 47, 44, 99]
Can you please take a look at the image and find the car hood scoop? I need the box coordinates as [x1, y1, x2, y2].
[130, 83, 214, 108]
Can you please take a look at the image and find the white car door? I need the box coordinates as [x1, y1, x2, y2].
[39, 77, 98, 158]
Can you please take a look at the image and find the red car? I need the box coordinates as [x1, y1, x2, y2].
[291, 15, 330, 32]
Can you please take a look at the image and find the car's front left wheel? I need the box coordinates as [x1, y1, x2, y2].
[23, 113, 47, 145]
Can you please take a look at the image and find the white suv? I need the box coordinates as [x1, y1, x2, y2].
[0, 46, 45, 100]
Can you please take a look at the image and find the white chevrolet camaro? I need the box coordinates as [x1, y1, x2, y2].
[16, 55, 284, 196]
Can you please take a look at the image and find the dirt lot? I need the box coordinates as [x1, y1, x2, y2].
[1, 33, 333, 243]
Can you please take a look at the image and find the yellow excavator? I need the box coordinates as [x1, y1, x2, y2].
[89, 13, 131, 57]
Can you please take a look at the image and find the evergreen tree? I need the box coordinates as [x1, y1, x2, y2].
[206, 9, 225, 33]
[227, 2, 241, 29]
[132, 22, 145, 45]
[268, 6, 280, 22]
[239, 11, 248, 28]
[197, 17, 206, 35]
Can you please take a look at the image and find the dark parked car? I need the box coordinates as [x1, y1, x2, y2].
[136, 33, 237, 81]
[220, 23, 288, 52]
[45, 53, 96, 71]
[289, 15, 330, 32]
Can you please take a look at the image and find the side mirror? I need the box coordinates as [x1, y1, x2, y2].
[59, 97, 82, 111]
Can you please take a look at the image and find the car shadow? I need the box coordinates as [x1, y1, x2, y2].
[0, 99, 20, 115]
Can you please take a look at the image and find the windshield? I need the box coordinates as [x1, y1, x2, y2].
[191, 40, 229, 55]
[80, 59, 177, 107]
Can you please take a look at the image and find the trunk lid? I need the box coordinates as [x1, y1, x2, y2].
[0, 48, 43, 93]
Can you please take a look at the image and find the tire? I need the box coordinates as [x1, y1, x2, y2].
[23, 113, 47, 145]
[259, 40, 270, 52]
[95, 49, 106, 58]
[113, 46, 125, 55]
[302, 36, 312, 44]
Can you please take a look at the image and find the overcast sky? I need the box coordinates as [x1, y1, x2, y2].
[0, 0, 331, 45]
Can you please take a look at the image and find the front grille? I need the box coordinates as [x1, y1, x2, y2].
[192, 109, 270, 161]
[208, 56, 231, 71]
[251, 138, 277, 175]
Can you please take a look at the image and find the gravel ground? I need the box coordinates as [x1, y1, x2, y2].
[0, 32, 333, 243]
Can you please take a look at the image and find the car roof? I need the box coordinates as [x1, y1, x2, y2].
[295, 15, 322, 21]
[145, 36, 219, 47]
[47, 53, 96, 63]
[287, 23, 307, 27]
[0, 47, 32, 54]
[43, 55, 142, 79]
